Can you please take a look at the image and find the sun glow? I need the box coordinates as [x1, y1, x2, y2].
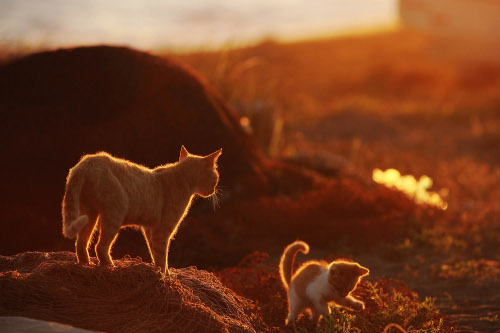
[0, 0, 398, 50]
[372, 168, 448, 210]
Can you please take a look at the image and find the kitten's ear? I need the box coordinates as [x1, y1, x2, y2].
[180, 145, 189, 161]
[357, 266, 369, 276]
[329, 265, 339, 277]
[205, 148, 222, 165]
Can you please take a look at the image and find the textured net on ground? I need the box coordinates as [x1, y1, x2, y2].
[0, 251, 261, 333]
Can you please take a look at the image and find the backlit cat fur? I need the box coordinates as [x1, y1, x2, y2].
[62, 146, 221, 275]
[279, 241, 369, 330]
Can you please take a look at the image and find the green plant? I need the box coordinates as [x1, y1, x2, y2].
[354, 280, 450, 333]
[319, 307, 359, 333]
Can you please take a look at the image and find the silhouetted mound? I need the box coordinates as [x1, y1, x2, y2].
[0, 45, 271, 254]
[0, 251, 262, 333]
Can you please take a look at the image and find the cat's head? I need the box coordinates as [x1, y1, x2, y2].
[328, 261, 369, 297]
[179, 145, 222, 197]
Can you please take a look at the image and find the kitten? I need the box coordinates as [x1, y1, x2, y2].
[279, 241, 369, 330]
[62, 146, 221, 275]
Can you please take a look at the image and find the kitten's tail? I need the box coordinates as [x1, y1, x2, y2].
[62, 166, 89, 239]
[279, 241, 309, 290]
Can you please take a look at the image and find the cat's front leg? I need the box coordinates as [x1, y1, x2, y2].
[310, 308, 321, 326]
[149, 226, 173, 276]
[334, 295, 365, 311]
[311, 297, 330, 321]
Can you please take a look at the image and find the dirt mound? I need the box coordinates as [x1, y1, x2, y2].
[0, 45, 264, 182]
[0, 251, 263, 333]
[0, 46, 271, 255]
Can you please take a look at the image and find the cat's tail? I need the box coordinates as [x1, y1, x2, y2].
[62, 166, 89, 239]
[279, 241, 309, 290]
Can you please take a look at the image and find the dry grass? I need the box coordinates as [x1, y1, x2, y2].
[0, 251, 264, 333]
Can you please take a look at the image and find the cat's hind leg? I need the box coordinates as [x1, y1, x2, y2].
[286, 287, 306, 332]
[75, 212, 98, 265]
[95, 212, 123, 266]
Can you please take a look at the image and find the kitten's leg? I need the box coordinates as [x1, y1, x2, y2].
[95, 213, 122, 266]
[285, 304, 303, 333]
[334, 295, 364, 311]
[311, 297, 330, 321]
[285, 288, 305, 332]
[75, 212, 98, 265]
[310, 308, 321, 326]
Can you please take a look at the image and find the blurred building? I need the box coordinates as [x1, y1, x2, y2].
[399, 0, 500, 41]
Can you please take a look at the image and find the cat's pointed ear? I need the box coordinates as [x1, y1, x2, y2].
[180, 145, 189, 161]
[206, 148, 222, 165]
[357, 266, 369, 276]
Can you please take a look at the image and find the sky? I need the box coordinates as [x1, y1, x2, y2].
[0, 0, 398, 50]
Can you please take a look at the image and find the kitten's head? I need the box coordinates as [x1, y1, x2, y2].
[328, 261, 369, 297]
[179, 145, 222, 197]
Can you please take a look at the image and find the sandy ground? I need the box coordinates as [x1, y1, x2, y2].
[356, 253, 500, 333]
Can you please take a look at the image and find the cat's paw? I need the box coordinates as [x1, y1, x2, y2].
[351, 300, 365, 311]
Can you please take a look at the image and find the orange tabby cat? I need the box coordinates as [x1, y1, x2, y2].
[62, 146, 221, 275]
[279, 241, 369, 330]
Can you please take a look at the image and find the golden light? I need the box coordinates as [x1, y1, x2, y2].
[0, 0, 399, 50]
[372, 168, 448, 210]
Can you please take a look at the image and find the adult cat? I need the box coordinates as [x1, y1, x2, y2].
[62, 146, 221, 275]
